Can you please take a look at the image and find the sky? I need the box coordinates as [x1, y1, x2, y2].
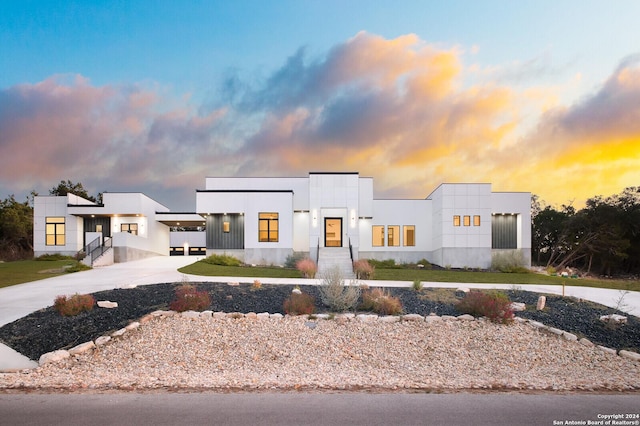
[1, 0, 639, 210]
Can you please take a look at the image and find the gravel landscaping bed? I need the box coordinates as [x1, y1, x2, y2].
[1, 283, 639, 392]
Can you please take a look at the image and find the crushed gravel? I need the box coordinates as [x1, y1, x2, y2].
[2, 314, 639, 392]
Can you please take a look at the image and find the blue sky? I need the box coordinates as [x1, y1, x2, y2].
[1, 1, 639, 209]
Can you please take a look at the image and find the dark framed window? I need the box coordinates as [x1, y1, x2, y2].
[46, 217, 65, 246]
[473, 215, 481, 226]
[388, 225, 400, 246]
[258, 213, 278, 242]
[121, 223, 138, 235]
[463, 216, 471, 226]
[453, 216, 461, 226]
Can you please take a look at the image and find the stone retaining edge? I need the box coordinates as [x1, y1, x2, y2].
[37, 311, 640, 366]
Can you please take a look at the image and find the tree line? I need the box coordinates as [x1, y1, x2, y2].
[532, 187, 640, 276]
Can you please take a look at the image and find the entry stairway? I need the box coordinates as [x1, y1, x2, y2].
[317, 247, 355, 279]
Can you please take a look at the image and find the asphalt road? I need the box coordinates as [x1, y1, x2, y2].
[1, 392, 639, 426]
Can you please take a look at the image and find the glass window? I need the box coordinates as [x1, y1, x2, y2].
[403, 225, 415, 246]
[45, 217, 65, 246]
[473, 215, 481, 226]
[453, 216, 461, 226]
[372, 225, 385, 247]
[463, 216, 471, 226]
[388, 225, 400, 246]
[223, 221, 230, 233]
[259, 213, 278, 242]
[121, 223, 138, 235]
[96, 224, 103, 232]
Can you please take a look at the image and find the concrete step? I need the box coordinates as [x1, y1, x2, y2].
[317, 248, 355, 279]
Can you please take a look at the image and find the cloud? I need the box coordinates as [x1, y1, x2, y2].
[0, 75, 227, 206]
[2, 34, 639, 210]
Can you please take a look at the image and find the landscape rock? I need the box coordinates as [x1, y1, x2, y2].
[200, 310, 213, 318]
[600, 314, 627, 325]
[379, 315, 401, 323]
[111, 328, 127, 337]
[579, 338, 594, 347]
[441, 315, 457, 321]
[94, 336, 111, 346]
[181, 311, 200, 319]
[619, 350, 640, 362]
[69, 341, 96, 356]
[457, 314, 475, 321]
[597, 345, 617, 355]
[227, 282, 240, 286]
[97, 300, 118, 309]
[125, 322, 140, 330]
[562, 332, 578, 341]
[269, 313, 284, 320]
[245, 312, 258, 320]
[510, 302, 526, 312]
[536, 296, 546, 310]
[356, 314, 378, 322]
[38, 350, 70, 365]
[425, 315, 442, 323]
[212, 312, 227, 319]
[256, 312, 270, 320]
[402, 314, 424, 322]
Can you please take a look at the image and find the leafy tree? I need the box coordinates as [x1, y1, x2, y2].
[0, 194, 34, 260]
[50, 180, 97, 202]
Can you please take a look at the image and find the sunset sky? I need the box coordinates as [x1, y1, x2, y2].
[1, 1, 639, 210]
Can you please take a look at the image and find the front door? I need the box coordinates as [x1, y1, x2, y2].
[324, 218, 342, 247]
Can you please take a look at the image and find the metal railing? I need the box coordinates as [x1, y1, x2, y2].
[78, 236, 112, 265]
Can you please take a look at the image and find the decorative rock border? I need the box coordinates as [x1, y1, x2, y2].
[37, 311, 640, 366]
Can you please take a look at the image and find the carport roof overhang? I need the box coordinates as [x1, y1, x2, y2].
[155, 212, 205, 227]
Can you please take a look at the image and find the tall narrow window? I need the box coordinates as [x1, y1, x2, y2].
[403, 225, 415, 246]
[388, 225, 400, 246]
[121, 223, 138, 235]
[463, 216, 471, 226]
[46, 217, 65, 246]
[372, 226, 385, 247]
[258, 213, 278, 242]
[453, 216, 461, 226]
[473, 215, 481, 226]
[223, 221, 230, 233]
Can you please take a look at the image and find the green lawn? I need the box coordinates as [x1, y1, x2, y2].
[179, 260, 640, 292]
[0, 259, 79, 288]
[3, 258, 638, 292]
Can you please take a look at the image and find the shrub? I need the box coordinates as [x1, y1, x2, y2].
[318, 267, 360, 312]
[54, 293, 95, 316]
[491, 251, 529, 273]
[412, 280, 423, 291]
[455, 290, 514, 324]
[360, 288, 403, 315]
[169, 284, 211, 312]
[416, 258, 432, 270]
[202, 253, 242, 267]
[252, 279, 262, 289]
[296, 258, 317, 278]
[37, 254, 74, 261]
[367, 259, 399, 269]
[284, 252, 307, 269]
[283, 292, 316, 315]
[353, 259, 374, 279]
[65, 261, 92, 273]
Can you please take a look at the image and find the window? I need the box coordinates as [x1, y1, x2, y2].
[46, 217, 65, 246]
[121, 223, 138, 235]
[463, 216, 471, 226]
[403, 225, 415, 246]
[473, 215, 481, 226]
[372, 225, 385, 246]
[258, 213, 278, 242]
[96, 224, 103, 233]
[223, 221, 230, 233]
[388, 225, 400, 246]
[453, 216, 461, 226]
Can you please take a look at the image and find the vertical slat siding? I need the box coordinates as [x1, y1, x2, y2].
[491, 215, 517, 249]
[206, 214, 244, 249]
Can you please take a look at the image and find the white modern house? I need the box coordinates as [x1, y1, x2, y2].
[33, 172, 531, 271]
